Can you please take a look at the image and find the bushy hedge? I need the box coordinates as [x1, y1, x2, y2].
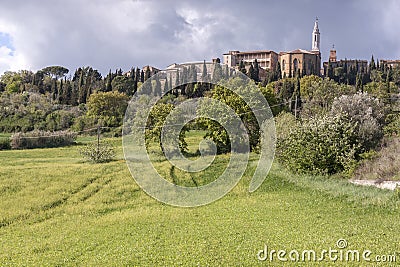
[0, 138, 10, 150]
[276, 92, 386, 175]
[11, 130, 77, 149]
[276, 114, 359, 175]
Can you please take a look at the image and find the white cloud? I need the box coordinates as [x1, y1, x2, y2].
[0, 0, 399, 76]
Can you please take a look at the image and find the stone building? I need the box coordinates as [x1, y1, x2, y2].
[222, 18, 322, 78]
[279, 49, 321, 77]
[322, 48, 368, 76]
[380, 59, 400, 69]
[222, 50, 279, 70]
[278, 18, 321, 77]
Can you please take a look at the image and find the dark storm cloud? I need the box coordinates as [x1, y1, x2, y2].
[0, 0, 399, 75]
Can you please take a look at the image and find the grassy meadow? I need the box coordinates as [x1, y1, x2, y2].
[0, 132, 399, 266]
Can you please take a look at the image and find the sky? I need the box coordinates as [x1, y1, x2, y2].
[0, 0, 399, 76]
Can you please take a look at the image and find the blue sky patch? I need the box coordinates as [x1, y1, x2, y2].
[0, 32, 15, 55]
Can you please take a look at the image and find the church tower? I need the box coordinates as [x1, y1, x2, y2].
[312, 18, 320, 52]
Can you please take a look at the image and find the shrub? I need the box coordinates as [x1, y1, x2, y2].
[330, 92, 386, 153]
[11, 130, 77, 149]
[71, 115, 98, 132]
[384, 113, 400, 136]
[275, 111, 297, 141]
[79, 140, 116, 163]
[276, 114, 360, 175]
[0, 138, 10, 150]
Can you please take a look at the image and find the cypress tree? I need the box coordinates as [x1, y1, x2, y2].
[239, 59, 246, 74]
[78, 71, 85, 103]
[191, 64, 197, 82]
[173, 70, 180, 96]
[106, 69, 112, 92]
[201, 60, 208, 82]
[223, 64, 229, 78]
[144, 68, 151, 81]
[169, 74, 173, 93]
[58, 79, 63, 103]
[248, 63, 254, 80]
[181, 67, 187, 95]
[154, 76, 162, 96]
[369, 55, 376, 70]
[253, 59, 259, 81]
[212, 62, 223, 83]
[164, 76, 169, 94]
[274, 61, 282, 81]
[140, 70, 144, 83]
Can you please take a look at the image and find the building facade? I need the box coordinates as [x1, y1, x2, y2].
[322, 48, 368, 76]
[222, 18, 322, 78]
[222, 50, 279, 70]
[380, 59, 400, 69]
[278, 18, 321, 77]
[279, 49, 321, 77]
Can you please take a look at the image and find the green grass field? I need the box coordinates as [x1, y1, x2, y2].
[0, 133, 399, 266]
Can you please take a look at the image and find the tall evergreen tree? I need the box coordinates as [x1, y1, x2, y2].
[248, 63, 255, 80]
[201, 60, 208, 82]
[164, 76, 169, 94]
[181, 67, 187, 95]
[239, 59, 246, 74]
[212, 62, 223, 83]
[274, 61, 282, 81]
[154, 76, 162, 96]
[140, 70, 145, 83]
[191, 64, 197, 82]
[169, 74, 173, 94]
[144, 68, 151, 81]
[77, 71, 86, 104]
[253, 59, 259, 82]
[369, 55, 376, 70]
[223, 64, 229, 78]
[106, 69, 112, 92]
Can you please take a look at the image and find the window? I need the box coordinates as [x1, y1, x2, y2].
[282, 60, 286, 71]
[293, 58, 298, 73]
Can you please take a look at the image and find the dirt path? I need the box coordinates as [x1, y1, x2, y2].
[350, 179, 400, 190]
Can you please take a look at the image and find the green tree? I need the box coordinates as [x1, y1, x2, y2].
[248, 63, 255, 80]
[212, 62, 223, 83]
[154, 76, 162, 96]
[198, 77, 267, 153]
[111, 75, 134, 95]
[164, 76, 169, 94]
[105, 69, 113, 92]
[239, 60, 246, 74]
[201, 60, 208, 82]
[369, 55, 376, 70]
[86, 91, 129, 127]
[253, 59, 259, 82]
[144, 68, 151, 81]
[41, 66, 69, 80]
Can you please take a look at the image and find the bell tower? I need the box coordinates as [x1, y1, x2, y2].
[312, 17, 320, 52]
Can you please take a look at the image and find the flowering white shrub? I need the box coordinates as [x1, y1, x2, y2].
[330, 92, 385, 152]
[79, 140, 115, 163]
